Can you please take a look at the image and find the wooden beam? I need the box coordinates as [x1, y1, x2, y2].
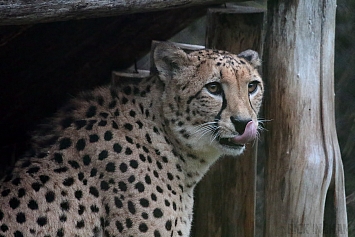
[0, 0, 241, 25]
[263, 0, 348, 236]
[191, 6, 264, 237]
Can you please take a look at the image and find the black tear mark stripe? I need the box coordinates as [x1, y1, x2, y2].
[215, 90, 227, 121]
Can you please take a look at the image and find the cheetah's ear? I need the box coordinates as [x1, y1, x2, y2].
[153, 42, 189, 82]
[237, 50, 261, 68]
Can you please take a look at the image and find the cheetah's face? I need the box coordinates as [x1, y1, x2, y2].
[154, 43, 263, 157]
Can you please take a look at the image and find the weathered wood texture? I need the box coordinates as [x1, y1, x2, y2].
[0, 0, 241, 25]
[263, 0, 348, 236]
[191, 7, 264, 237]
[0, 7, 209, 175]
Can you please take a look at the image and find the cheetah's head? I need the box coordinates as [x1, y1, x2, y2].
[154, 42, 263, 158]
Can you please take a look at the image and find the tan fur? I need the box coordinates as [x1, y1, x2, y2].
[0, 42, 263, 237]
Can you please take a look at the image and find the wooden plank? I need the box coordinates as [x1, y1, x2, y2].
[191, 6, 264, 237]
[263, 0, 348, 236]
[0, 0, 242, 25]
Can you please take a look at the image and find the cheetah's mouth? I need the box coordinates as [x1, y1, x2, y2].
[218, 121, 257, 149]
[218, 138, 245, 148]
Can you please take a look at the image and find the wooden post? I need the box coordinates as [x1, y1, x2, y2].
[191, 6, 264, 237]
[263, 0, 348, 236]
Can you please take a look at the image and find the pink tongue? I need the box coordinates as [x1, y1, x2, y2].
[231, 121, 257, 144]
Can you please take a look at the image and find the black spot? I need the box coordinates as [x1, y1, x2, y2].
[113, 143, 122, 153]
[37, 216, 47, 226]
[124, 123, 133, 131]
[54, 167, 68, 173]
[1, 223, 9, 232]
[90, 168, 98, 177]
[128, 175, 135, 183]
[18, 188, 26, 198]
[156, 186, 163, 193]
[98, 120, 107, 126]
[165, 220, 172, 231]
[129, 110, 136, 117]
[114, 197, 123, 208]
[59, 214, 67, 222]
[76, 138, 86, 151]
[143, 146, 149, 153]
[59, 138, 72, 150]
[75, 120, 87, 129]
[126, 218, 133, 228]
[54, 153, 63, 164]
[76, 220, 85, 229]
[105, 162, 116, 172]
[135, 182, 145, 192]
[27, 166, 40, 174]
[122, 97, 129, 104]
[136, 120, 143, 128]
[78, 205, 85, 215]
[125, 147, 133, 155]
[104, 131, 113, 141]
[116, 220, 124, 232]
[156, 161, 163, 169]
[167, 173, 174, 180]
[63, 177, 74, 186]
[82, 155, 91, 165]
[139, 223, 148, 233]
[142, 212, 149, 219]
[153, 208, 163, 218]
[89, 187, 99, 197]
[91, 205, 99, 213]
[145, 133, 152, 144]
[28, 200, 38, 210]
[128, 201, 136, 214]
[145, 175, 151, 184]
[100, 181, 110, 191]
[60, 201, 70, 211]
[119, 163, 127, 173]
[0, 210, 3, 221]
[21, 160, 32, 168]
[57, 228, 64, 237]
[86, 106, 97, 118]
[112, 121, 119, 129]
[75, 190, 83, 200]
[16, 212, 26, 223]
[14, 231, 24, 237]
[154, 230, 162, 237]
[68, 160, 80, 169]
[140, 198, 149, 207]
[38, 175, 49, 184]
[139, 154, 146, 162]
[118, 181, 127, 191]
[151, 193, 157, 201]
[98, 150, 108, 160]
[45, 191, 55, 203]
[129, 160, 138, 169]
[1, 189, 10, 197]
[125, 136, 133, 144]
[153, 170, 159, 178]
[32, 182, 42, 191]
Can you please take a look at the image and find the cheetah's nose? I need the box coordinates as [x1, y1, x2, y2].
[230, 117, 252, 135]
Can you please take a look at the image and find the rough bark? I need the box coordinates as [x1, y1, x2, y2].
[191, 6, 264, 237]
[263, 0, 348, 236]
[0, 0, 241, 25]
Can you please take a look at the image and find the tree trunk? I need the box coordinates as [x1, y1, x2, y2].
[263, 0, 348, 236]
[0, 0, 242, 25]
[191, 6, 264, 237]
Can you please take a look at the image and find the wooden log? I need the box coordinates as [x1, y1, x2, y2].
[263, 0, 348, 236]
[191, 6, 264, 237]
[0, 0, 242, 25]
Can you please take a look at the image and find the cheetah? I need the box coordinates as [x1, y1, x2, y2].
[0, 42, 263, 237]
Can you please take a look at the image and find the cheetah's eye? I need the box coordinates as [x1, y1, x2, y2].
[205, 82, 223, 95]
[248, 81, 259, 94]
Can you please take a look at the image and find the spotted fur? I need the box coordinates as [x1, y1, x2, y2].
[0, 42, 263, 237]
